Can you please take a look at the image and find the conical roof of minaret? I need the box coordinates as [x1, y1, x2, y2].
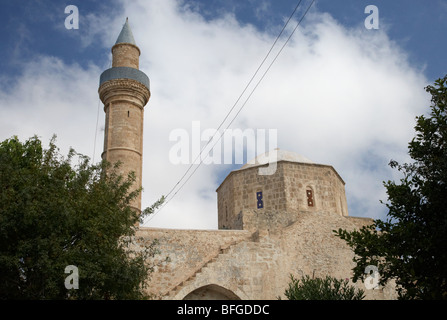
[115, 18, 136, 45]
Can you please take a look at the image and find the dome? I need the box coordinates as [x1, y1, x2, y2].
[241, 148, 313, 169]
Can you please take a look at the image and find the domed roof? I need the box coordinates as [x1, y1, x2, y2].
[241, 148, 313, 169]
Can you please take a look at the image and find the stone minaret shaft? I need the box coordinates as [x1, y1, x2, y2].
[98, 19, 150, 214]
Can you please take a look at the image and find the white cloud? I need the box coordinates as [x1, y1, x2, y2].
[0, 0, 431, 229]
[0, 55, 101, 160]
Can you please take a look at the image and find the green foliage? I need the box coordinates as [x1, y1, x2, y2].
[0, 135, 164, 299]
[335, 75, 447, 300]
[283, 274, 365, 300]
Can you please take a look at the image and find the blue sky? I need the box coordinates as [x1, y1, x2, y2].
[1, 1, 445, 82]
[0, 0, 446, 229]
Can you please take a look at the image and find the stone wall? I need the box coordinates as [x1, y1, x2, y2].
[135, 159, 396, 300]
[281, 162, 348, 216]
[240, 209, 299, 233]
[136, 211, 397, 300]
[135, 227, 252, 299]
[217, 161, 349, 230]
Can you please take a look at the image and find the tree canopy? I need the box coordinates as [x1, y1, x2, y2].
[282, 274, 365, 300]
[335, 75, 447, 299]
[0, 136, 163, 299]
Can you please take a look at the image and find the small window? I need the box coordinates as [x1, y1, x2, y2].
[306, 188, 314, 207]
[128, 110, 130, 117]
[256, 191, 264, 209]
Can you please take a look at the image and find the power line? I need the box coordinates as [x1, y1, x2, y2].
[146, 0, 315, 223]
[162, 0, 304, 202]
[144, 0, 315, 224]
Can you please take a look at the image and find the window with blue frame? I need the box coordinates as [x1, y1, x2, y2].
[256, 191, 264, 209]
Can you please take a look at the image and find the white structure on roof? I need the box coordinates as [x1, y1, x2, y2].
[242, 148, 314, 170]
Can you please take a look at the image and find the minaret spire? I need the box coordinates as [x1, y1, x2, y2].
[115, 17, 136, 46]
[98, 19, 151, 217]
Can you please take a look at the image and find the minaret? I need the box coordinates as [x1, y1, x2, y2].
[98, 18, 150, 215]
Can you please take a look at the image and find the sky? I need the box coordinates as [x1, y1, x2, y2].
[0, 0, 445, 230]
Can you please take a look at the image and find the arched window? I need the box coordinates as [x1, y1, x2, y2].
[306, 187, 314, 207]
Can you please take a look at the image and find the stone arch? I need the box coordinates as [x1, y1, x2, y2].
[182, 284, 241, 300]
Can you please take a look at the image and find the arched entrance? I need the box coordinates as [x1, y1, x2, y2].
[183, 284, 241, 300]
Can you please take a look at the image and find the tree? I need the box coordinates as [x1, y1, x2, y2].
[282, 274, 365, 300]
[0, 135, 164, 299]
[335, 75, 447, 299]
